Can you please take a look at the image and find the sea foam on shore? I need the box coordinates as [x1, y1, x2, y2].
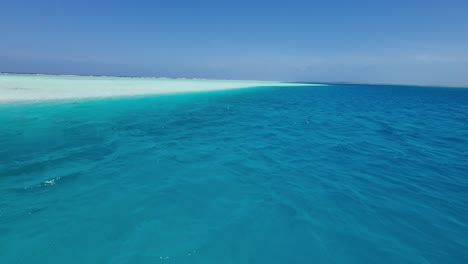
[0, 74, 316, 102]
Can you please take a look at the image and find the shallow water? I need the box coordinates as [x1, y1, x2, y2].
[1, 84, 467, 263]
[0, 74, 312, 101]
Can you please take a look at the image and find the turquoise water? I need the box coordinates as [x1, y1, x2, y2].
[1, 84, 467, 263]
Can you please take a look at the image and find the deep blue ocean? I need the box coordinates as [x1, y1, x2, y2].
[1, 84, 467, 263]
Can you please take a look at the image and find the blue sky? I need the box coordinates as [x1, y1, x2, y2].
[1, 0, 467, 86]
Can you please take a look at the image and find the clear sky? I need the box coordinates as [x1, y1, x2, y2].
[1, 0, 467, 86]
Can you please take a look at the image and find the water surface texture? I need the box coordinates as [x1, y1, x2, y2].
[1, 84, 467, 263]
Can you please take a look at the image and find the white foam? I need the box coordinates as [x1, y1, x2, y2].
[0, 74, 321, 102]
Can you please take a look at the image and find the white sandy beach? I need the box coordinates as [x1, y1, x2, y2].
[0, 74, 317, 102]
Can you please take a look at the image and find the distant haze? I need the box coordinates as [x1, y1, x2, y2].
[1, 0, 468, 86]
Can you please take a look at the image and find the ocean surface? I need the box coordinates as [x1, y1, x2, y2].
[1, 83, 467, 263]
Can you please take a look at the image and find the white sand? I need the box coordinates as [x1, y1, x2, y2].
[0, 74, 319, 102]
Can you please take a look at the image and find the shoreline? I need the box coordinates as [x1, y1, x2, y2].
[3, 72, 467, 89]
[0, 74, 317, 103]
